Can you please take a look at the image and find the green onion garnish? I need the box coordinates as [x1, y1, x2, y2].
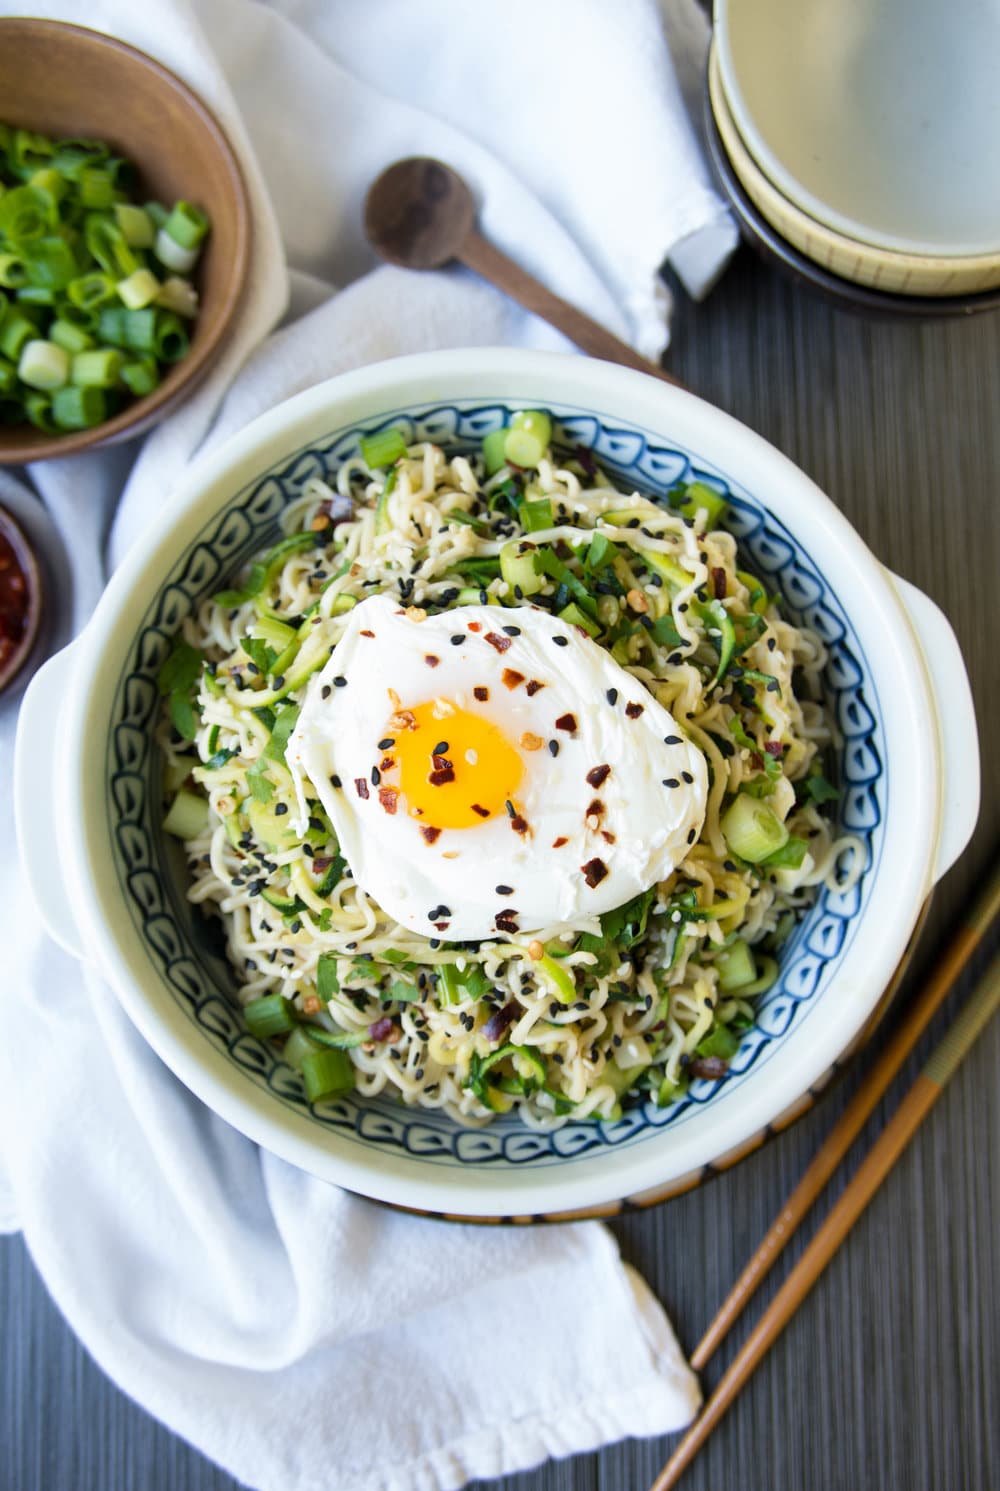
[360, 426, 407, 469]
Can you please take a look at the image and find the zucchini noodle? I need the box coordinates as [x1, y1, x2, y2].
[159, 423, 862, 1127]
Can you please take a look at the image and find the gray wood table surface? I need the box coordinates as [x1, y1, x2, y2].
[3, 248, 999, 1491]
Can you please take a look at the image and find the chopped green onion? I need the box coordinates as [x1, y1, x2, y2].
[0, 309, 36, 361]
[670, 479, 728, 530]
[51, 384, 106, 430]
[0, 253, 28, 288]
[78, 167, 115, 209]
[300, 1046, 354, 1102]
[113, 203, 155, 247]
[70, 348, 121, 388]
[154, 275, 198, 317]
[121, 307, 156, 352]
[18, 338, 68, 390]
[49, 318, 94, 354]
[504, 409, 551, 468]
[243, 994, 297, 1039]
[0, 186, 50, 242]
[714, 939, 758, 992]
[499, 539, 545, 597]
[116, 268, 161, 310]
[558, 601, 601, 638]
[85, 213, 138, 277]
[24, 392, 57, 432]
[68, 272, 116, 311]
[163, 788, 209, 839]
[361, 426, 407, 469]
[154, 310, 189, 362]
[154, 225, 198, 273]
[520, 496, 553, 532]
[120, 356, 159, 398]
[761, 836, 809, 871]
[482, 427, 509, 474]
[163, 200, 210, 250]
[721, 794, 789, 863]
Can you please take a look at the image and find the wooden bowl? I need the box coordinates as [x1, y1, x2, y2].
[0, 19, 250, 464]
[0, 503, 43, 695]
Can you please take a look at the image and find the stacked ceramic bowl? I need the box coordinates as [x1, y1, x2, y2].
[708, 0, 1000, 315]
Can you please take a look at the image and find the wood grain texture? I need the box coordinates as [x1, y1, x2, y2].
[2, 247, 998, 1491]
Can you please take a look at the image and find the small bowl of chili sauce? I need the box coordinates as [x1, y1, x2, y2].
[0, 505, 43, 695]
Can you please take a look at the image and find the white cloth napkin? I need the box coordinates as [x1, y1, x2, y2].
[0, 0, 735, 1483]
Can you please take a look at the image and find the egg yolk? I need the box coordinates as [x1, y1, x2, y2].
[385, 700, 524, 830]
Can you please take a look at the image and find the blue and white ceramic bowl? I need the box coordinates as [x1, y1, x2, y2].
[15, 350, 979, 1220]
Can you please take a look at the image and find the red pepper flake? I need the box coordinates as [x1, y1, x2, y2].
[581, 857, 609, 887]
[482, 1001, 518, 1041]
[712, 567, 727, 600]
[689, 1055, 729, 1080]
[586, 763, 611, 788]
[311, 854, 333, 872]
[467, 621, 482, 632]
[555, 712, 577, 733]
[749, 751, 764, 771]
[525, 679, 545, 696]
[501, 667, 525, 689]
[354, 778, 370, 800]
[380, 755, 395, 772]
[360, 629, 376, 638]
[552, 836, 568, 848]
[471, 804, 490, 818]
[510, 814, 530, 836]
[601, 830, 617, 844]
[764, 740, 785, 757]
[368, 1017, 397, 1043]
[431, 754, 453, 772]
[424, 654, 440, 668]
[378, 787, 399, 815]
[484, 631, 512, 653]
[625, 701, 644, 719]
[494, 910, 520, 934]
[473, 685, 489, 701]
[428, 766, 456, 786]
[433, 921, 450, 932]
[586, 798, 605, 818]
[420, 826, 441, 844]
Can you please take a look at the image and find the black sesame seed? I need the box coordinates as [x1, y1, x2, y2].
[514, 584, 525, 599]
[505, 799, 516, 818]
[290, 920, 302, 933]
[415, 1068, 425, 1080]
[378, 737, 395, 750]
[433, 740, 449, 756]
[606, 687, 618, 705]
[308, 816, 324, 832]
[275, 803, 289, 816]
[330, 774, 342, 789]
[371, 766, 381, 786]
[687, 828, 697, 844]
[441, 587, 460, 603]
[450, 634, 464, 646]
[247, 662, 260, 676]
[553, 635, 569, 647]
[502, 625, 521, 636]
[681, 770, 694, 784]
[649, 574, 663, 588]
[495, 884, 514, 895]
[663, 778, 680, 788]
[272, 674, 285, 688]
[429, 938, 441, 950]
[767, 637, 777, 651]
[333, 676, 347, 688]
[549, 740, 559, 756]
[668, 652, 683, 666]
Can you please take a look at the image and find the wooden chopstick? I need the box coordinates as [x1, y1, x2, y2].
[692, 856, 1000, 1371]
[650, 864, 1000, 1491]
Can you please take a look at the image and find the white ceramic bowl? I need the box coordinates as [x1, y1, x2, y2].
[14, 350, 980, 1221]
[707, 45, 1000, 299]
[715, 0, 1000, 260]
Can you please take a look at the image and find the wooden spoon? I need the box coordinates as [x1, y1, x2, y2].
[363, 156, 683, 388]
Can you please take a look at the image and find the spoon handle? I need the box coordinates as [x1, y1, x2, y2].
[458, 229, 685, 390]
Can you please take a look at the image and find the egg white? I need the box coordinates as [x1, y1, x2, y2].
[287, 595, 707, 941]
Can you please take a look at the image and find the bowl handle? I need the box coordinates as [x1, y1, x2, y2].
[14, 639, 84, 958]
[888, 572, 980, 884]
